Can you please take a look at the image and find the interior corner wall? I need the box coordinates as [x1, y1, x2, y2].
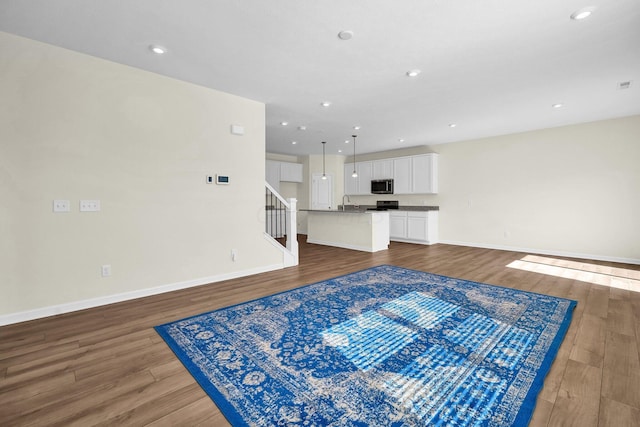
[0, 32, 283, 322]
[436, 115, 640, 263]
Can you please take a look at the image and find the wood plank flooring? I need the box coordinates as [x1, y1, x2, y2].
[2, 240, 639, 426]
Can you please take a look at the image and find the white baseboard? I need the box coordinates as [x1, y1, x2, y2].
[0, 263, 284, 327]
[439, 240, 640, 265]
[306, 238, 388, 253]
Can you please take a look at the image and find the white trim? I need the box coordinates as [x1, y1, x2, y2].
[263, 232, 298, 267]
[390, 237, 436, 245]
[0, 263, 284, 326]
[439, 240, 640, 265]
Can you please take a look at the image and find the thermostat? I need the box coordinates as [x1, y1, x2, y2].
[216, 174, 230, 185]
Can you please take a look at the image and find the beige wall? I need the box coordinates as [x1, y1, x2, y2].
[0, 32, 283, 323]
[347, 116, 640, 263]
[436, 116, 640, 263]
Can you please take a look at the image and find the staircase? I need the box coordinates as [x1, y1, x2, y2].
[265, 183, 298, 267]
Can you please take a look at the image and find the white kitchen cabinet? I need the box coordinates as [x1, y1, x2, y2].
[343, 153, 438, 195]
[389, 210, 438, 245]
[266, 160, 303, 193]
[411, 154, 438, 194]
[280, 162, 303, 182]
[344, 162, 373, 195]
[393, 157, 411, 194]
[266, 160, 281, 192]
[356, 161, 373, 195]
[344, 163, 358, 195]
[389, 211, 407, 239]
[407, 212, 428, 241]
[372, 159, 394, 179]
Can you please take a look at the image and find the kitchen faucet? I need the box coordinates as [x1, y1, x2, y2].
[342, 194, 352, 211]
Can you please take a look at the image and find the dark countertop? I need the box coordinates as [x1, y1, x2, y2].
[301, 205, 439, 213]
[338, 205, 439, 212]
[300, 209, 388, 214]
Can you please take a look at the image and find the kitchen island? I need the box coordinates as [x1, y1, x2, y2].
[303, 210, 390, 252]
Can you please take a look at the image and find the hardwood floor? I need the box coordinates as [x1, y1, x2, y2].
[2, 239, 639, 426]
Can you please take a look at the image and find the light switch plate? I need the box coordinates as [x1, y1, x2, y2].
[80, 200, 101, 212]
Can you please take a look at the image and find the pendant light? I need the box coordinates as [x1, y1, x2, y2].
[321, 141, 327, 180]
[351, 135, 358, 178]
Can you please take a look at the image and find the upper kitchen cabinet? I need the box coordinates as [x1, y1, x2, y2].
[266, 160, 303, 193]
[411, 154, 438, 194]
[343, 162, 373, 195]
[372, 159, 394, 179]
[357, 162, 374, 194]
[344, 163, 358, 195]
[280, 161, 303, 182]
[344, 153, 438, 195]
[392, 154, 439, 194]
[393, 157, 412, 194]
[266, 160, 281, 191]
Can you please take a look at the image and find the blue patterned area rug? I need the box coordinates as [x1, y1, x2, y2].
[155, 265, 576, 426]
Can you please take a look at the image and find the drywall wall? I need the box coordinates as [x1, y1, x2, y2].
[437, 115, 640, 263]
[347, 116, 640, 263]
[0, 32, 284, 322]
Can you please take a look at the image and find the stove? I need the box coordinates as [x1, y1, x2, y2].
[367, 200, 399, 211]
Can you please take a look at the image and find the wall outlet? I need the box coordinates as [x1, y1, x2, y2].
[80, 200, 101, 212]
[53, 199, 71, 213]
[101, 264, 112, 277]
[231, 249, 238, 262]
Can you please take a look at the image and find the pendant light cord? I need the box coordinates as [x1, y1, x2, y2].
[321, 141, 327, 179]
[352, 135, 357, 177]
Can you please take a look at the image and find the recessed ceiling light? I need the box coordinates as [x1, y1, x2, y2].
[338, 149, 343, 153]
[449, 123, 457, 128]
[406, 70, 421, 77]
[353, 126, 361, 130]
[570, 6, 596, 20]
[291, 141, 297, 145]
[398, 138, 405, 143]
[149, 45, 166, 55]
[338, 30, 354, 40]
[321, 101, 332, 107]
[298, 125, 307, 130]
[344, 140, 349, 144]
[280, 121, 289, 126]
[552, 103, 564, 109]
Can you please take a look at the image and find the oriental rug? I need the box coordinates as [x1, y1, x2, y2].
[155, 265, 576, 426]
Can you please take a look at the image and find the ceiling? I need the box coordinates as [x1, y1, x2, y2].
[1, 0, 639, 156]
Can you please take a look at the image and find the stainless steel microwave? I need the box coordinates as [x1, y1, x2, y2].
[371, 179, 394, 194]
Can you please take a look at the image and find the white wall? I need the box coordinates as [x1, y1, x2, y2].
[437, 116, 640, 263]
[0, 32, 284, 323]
[345, 116, 640, 263]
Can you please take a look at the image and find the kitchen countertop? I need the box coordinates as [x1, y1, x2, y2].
[300, 209, 388, 214]
[337, 205, 439, 212]
[301, 206, 439, 213]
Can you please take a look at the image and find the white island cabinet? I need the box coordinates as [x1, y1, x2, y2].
[305, 210, 390, 252]
[389, 211, 439, 245]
